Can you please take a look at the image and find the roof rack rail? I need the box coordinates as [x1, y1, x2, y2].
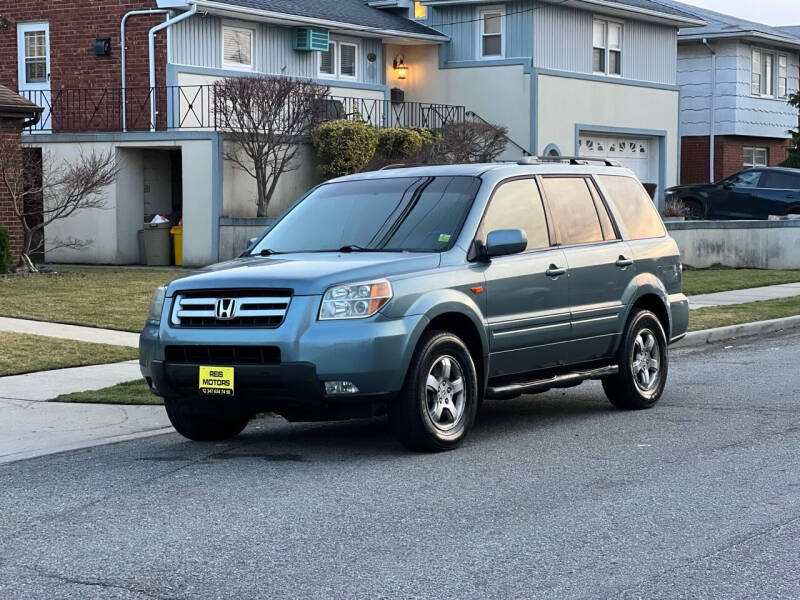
[517, 155, 622, 167]
[379, 163, 429, 170]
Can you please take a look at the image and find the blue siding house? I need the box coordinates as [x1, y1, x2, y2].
[652, 0, 800, 183]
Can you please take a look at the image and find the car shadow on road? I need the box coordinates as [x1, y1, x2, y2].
[151, 385, 618, 460]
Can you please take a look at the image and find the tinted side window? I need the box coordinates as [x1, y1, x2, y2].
[597, 175, 666, 240]
[759, 171, 800, 190]
[540, 177, 604, 245]
[479, 179, 550, 251]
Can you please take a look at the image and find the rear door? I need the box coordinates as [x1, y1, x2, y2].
[539, 175, 635, 363]
[479, 177, 571, 378]
[753, 170, 800, 218]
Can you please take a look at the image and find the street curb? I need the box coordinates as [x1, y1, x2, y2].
[673, 315, 800, 349]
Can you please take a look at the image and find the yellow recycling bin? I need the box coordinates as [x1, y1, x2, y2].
[170, 226, 183, 266]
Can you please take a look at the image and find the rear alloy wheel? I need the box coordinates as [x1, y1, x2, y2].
[164, 397, 250, 441]
[389, 331, 478, 452]
[602, 309, 668, 410]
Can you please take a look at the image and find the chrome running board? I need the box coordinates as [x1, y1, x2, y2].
[486, 365, 619, 398]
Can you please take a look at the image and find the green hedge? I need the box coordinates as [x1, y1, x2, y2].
[375, 127, 437, 164]
[0, 226, 11, 275]
[312, 120, 379, 179]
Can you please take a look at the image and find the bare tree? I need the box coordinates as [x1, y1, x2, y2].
[0, 137, 118, 271]
[215, 75, 329, 217]
[411, 121, 509, 165]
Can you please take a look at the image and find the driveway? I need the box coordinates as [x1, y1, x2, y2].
[1, 331, 799, 599]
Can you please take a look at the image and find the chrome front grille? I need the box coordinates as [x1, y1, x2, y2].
[170, 289, 292, 328]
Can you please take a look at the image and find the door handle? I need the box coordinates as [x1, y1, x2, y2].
[615, 256, 634, 268]
[545, 265, 567, 278]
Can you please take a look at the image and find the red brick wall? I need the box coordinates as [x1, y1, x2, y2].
[0, 1, 168, 130]
[681, 135, 793, 184]
[0, 122, 24, 263]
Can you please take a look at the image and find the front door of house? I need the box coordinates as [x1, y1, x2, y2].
[17, 22, 50, 132]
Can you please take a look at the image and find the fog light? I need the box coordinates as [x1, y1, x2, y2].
[324, 381, 360, 395]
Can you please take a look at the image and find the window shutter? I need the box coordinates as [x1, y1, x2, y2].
[340, 44, 356, 77]
[223, 27, 252, 67]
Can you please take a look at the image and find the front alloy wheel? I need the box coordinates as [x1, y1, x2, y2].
[389, 330, 478, 451]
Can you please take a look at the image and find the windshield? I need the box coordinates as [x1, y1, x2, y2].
[251, 176, 481, 254]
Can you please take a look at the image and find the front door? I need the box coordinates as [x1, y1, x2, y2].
[478, 178, 572, 378]
[17, 22, 50, 132]
[707, 170, 763, 219]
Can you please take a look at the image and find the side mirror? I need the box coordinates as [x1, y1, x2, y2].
[485, 229, 527, 258]
[723, 180, 734, 189]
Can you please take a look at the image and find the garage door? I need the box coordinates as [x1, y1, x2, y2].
[578, 134, 651, 183]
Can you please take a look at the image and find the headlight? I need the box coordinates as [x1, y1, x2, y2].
[148, 285, 167, 322]
[319, 279, 393, 320]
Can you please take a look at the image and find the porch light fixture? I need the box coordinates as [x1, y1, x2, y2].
[393, 55, 408, 80]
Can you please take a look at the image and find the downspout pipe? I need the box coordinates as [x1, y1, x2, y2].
[121, 8, 170, 132]
[702, 38, 716, 183]
[148, 4, 198, 131]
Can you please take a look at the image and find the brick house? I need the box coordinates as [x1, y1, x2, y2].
[656, 1, 800, 184]
[0, 85, 43, 264]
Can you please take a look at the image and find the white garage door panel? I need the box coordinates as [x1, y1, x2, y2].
[578, 135, 651, 182]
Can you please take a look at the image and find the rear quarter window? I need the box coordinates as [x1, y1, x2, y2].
[597, 175, 665, 240]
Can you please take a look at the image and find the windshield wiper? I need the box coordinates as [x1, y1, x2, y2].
[258, 248, 282, 256]
[338, 244, 370, 253]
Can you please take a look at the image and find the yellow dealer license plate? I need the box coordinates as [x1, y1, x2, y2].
[198, 366, 234, 396]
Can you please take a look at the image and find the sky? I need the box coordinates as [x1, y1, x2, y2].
[678, 0, 800, 27]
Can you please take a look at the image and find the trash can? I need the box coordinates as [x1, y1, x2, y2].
[143, 222, 172, 266]
[170, 225, 183, 266]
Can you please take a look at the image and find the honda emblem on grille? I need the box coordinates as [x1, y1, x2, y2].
[215, 298, 236, 320]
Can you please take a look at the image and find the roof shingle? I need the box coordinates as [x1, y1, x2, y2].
[0, 85, 42, 118]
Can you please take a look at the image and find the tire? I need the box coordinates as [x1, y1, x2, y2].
[388, 330, 479, 452]
[164, 397, 250, 441]
[602, 309, 668, 410]
[683, 200, 704, 220]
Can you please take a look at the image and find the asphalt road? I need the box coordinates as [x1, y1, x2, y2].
[2, 331, 800, 599]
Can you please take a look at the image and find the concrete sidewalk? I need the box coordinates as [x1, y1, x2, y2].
[688, 282, 800, 310]
[0, 398, 171, 464]
[0, 360, 142, 401]
[0, 316, 139, 347]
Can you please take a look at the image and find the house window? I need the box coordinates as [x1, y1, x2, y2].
[222, 25, 254, 70]
[593, 19, 622, 76]
[778, 55, 788, 98]
[318, 40, 359, 80]
[413, 1, 427, 20]
[23, 30, 48, 83]
[479, 6, 503, 58]
[752, 49, 785, 97]
[743, 147, 768, 169]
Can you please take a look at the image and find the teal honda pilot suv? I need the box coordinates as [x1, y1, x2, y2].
[140, 157, 689, 451]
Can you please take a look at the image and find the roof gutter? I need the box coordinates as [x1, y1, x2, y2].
[679, 31, 800, 50]
[191, 0, 449, 42]
[148, 4, 198, 131]
[424, 0, 706, 27]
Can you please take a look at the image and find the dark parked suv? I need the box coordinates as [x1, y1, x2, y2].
[665, 167, 800, 220]
[140, 157, 689, 451]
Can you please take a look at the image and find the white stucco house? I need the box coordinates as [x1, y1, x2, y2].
[13, 0, 706, 266]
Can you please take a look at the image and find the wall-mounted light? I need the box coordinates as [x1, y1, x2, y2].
[393, 55, 408, 80]
[0, 15, 9, 30]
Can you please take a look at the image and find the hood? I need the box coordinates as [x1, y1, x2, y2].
[666, 182, 716, 194]
[168, 252, 441, 296]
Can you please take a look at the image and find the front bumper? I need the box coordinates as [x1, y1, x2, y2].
[140, 294, 428, 418]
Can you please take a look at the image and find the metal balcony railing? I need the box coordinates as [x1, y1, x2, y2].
[18, 86, 467, 134]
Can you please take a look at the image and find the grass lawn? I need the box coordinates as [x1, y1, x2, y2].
[689, 296, 800, 332]
[682, 269, 800, 296]
[0, 266, 185, 332]
[0, 331, 138, 377]
[54, 379, 162, 405]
